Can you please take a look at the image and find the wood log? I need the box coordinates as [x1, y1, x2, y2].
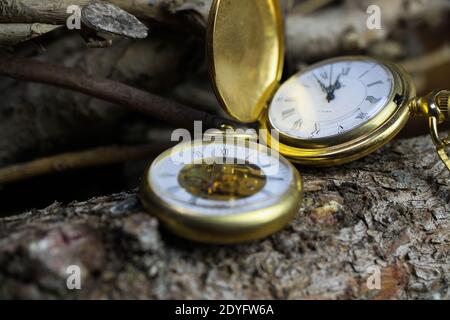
[0, 133, 448, 299]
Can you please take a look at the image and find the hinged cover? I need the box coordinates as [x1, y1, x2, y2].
[207, 0, 284, 123]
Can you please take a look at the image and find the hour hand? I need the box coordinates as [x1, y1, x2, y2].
[325, 75, 342, 102]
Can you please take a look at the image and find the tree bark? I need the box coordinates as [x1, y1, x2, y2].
[0, 133, 448, 299]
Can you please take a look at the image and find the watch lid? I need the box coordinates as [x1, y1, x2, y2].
[207, 0, 284, 123]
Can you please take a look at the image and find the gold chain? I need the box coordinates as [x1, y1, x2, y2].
[410, 90, 450, 172]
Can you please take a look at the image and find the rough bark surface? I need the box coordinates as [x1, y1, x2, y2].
[80, 1, 148, 39]
[0, 133, 448, 299]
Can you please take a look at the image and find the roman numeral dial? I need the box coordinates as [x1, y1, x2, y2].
[268, 59, 394, 141]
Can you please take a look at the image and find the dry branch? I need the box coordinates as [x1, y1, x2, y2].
[0, 0, 87, 24]
[0, 56, 233, 132]
[0, 23, 62, 46]
[0, 144, 158, 184]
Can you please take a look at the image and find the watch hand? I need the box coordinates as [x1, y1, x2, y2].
[313, 73, 328, 94]
[326, 75, 342, 103]
[329, 65, 333, 88]
[314, 73, 335, 103]
[326, 91, 335, 103]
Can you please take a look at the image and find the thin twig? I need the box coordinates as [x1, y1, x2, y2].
[0, 144, 161, 185]
[0, 56, 235, 130]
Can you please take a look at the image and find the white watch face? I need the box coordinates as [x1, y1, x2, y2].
[268, 59, 394, 140]
[148, 142, 295, 217]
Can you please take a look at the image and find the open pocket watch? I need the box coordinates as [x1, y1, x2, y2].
[141, 0, 449, 244]
[207, 0, 450, 169]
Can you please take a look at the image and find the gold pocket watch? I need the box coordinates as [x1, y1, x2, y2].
[140, 138, 302, 244]
[141, 0, 449, 244]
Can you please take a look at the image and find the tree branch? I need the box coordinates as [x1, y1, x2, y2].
[0, 56, 233, 130]
[0, 23, 62, 46]
[0, 144, 160, 185]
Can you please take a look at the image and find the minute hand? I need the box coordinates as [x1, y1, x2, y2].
[314, 73, 328, 94]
